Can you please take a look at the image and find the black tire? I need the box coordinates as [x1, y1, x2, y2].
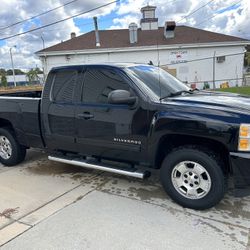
[160, 146, 226, 210]
[0, 128, 26, 166]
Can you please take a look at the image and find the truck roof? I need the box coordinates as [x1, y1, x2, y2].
[51, 63, 149, 71]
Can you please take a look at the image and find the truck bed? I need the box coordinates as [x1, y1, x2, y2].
[0, 94, 44, 149]
[0, 90, 42, 98]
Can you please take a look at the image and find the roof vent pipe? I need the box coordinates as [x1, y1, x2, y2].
[93, 16, 101, 47]
[164, 21, 176, 39]
[129, 23, 138, 44]
[71, 32, 76, 39]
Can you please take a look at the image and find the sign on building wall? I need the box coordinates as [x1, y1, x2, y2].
[169, 50, 188, 64]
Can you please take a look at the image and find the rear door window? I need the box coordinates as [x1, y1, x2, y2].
[51, 70, 78, 103]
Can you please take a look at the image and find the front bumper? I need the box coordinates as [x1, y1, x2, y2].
[230, 152, 250, 197]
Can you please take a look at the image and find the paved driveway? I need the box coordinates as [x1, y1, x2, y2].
[0, 150, 249, 249]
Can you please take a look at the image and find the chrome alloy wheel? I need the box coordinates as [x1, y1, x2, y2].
[171, 161, 212, 199]
[0, 136, 12, 160]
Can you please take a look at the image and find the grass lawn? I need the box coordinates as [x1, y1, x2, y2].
[215, 86, 250, 96]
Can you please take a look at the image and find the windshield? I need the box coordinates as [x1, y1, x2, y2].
[125, 65, 190, 100]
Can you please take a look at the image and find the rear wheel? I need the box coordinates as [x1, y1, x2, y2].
[0, 128, 26, 166]
[160, 146, 226, 210]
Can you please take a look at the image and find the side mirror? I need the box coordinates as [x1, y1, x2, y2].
[108, 90, 137, 106]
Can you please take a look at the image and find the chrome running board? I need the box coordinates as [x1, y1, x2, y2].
[48, 156, 150, 179]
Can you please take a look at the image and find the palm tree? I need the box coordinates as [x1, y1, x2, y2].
[26, 68, 39, 84]
[0, 74, 8, 87]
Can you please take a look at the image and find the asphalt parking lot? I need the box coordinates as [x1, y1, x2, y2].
[0, 149, 249, 250]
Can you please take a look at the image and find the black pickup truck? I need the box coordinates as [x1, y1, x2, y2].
[0, 63, 250, 210]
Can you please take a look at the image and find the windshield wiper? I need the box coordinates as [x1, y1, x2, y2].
[159, 90, 193, 100]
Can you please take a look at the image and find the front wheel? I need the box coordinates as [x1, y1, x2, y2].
[160, 146, 226, 210]
[0, 128, 26, 166]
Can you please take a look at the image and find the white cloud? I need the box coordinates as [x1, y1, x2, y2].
[0, 0, 117, 70]
[0, 0, 249, 70]
[112, 0, 250, 41]
[109, 15, 140, 29]
[116, 0, 145, 15]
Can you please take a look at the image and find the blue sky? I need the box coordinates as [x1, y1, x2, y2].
[74, 11, 117, 33]
[217, 3, 241, 14]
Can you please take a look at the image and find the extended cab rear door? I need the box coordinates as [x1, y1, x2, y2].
[75, 65, 149, 163]
[41, 66, 84, 152]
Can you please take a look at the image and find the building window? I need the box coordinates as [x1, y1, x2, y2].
[216, 56, 226, 63]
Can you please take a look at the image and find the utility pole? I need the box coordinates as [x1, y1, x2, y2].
[41, 36, 45, 49]
[213, 51, 216, 89]
[9, 46, 16, 87]
[40, 36, 46, 83]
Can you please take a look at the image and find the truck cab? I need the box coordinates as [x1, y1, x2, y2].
[41, 64, 151, 164]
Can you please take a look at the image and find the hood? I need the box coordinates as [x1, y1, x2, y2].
[162, 91, 250, 114]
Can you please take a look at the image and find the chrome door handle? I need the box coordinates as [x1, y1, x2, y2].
[77, 112, 94, 120]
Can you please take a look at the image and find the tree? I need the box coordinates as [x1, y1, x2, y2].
[0, 68, 6, 76]
[35, 67, 43, 74]
[14, 69, 25, 75]
[0, 74, 8, 87]
[6, 69, 25, 75]
[26, 68, 40, 84]
[203, 82, 210, 90]
[244, 45, 250, 67]
[6, 69, 13, 75]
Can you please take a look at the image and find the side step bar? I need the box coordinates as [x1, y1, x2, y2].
[48, 156, 150, 179]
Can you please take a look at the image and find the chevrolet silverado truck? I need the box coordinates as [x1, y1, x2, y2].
[0, 64, 250, 210]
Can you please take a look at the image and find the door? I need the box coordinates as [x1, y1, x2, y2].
[75, 66, 148, 163]
[43, 67, 83, 152]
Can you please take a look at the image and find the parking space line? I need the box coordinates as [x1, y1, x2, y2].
[0, 222, 31, 247]
[99, 189, 250, 231]
[0, 173, 110, 247]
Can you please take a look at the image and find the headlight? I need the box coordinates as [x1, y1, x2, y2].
[238, 124, 250, 151]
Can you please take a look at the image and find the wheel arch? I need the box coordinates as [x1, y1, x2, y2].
[154, 134, 231, 175]
[0, 118, 21, 145]
[0, 118, 14, 131]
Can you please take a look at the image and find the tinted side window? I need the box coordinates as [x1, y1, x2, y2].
[82, 68, 128, 104]
[52, 70, 78, 103]
[42, 72, 55, 100]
